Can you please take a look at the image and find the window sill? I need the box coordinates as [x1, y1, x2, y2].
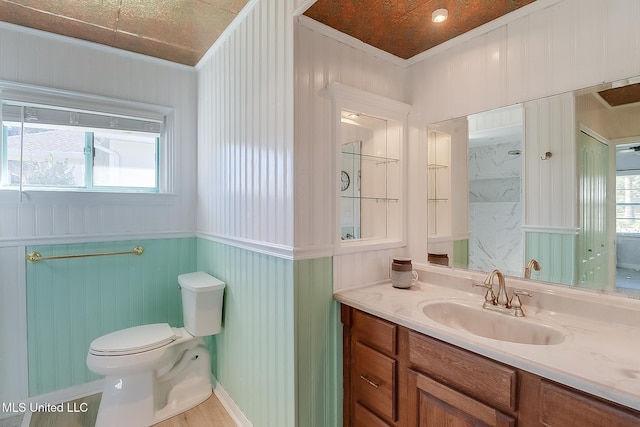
[0, 189, 178, 204]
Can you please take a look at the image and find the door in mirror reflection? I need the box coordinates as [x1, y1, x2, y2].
[577, 131, 610, 288]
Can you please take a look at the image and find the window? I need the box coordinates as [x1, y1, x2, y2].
[1, 90, 166, 193]
[616, 173, 640, 233]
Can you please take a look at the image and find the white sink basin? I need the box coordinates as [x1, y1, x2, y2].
[422, 301, 566, 345]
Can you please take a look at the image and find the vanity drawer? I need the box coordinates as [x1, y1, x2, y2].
[352, 341, 397, 422]
[540, 381, 640, 426]
[353, 309, 397, 355]
[408, 331, 517, 413]
[354, 403, 393, 427]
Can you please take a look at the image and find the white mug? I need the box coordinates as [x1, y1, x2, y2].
[391, 269, 418, 289]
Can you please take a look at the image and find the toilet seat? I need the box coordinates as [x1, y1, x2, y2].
[90, 323, 177, 356]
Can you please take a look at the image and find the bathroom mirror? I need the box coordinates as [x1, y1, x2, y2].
[329, 83, 411, 251]
[427, 76, 640, 297]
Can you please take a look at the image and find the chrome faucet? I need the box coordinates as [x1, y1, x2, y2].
[524, 259, 541, 279]
[473, 269, 532, 317]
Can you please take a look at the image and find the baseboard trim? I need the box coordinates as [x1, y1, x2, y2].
[12, 380, 103, 427]
[212, 379, 252, 427]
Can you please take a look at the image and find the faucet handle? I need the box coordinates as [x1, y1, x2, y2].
[473, 281, 496, 305]
[511, 290, 532, 317]
[513, 289, 532, 297]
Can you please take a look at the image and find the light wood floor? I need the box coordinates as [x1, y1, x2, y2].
[28, 392, 236, 427]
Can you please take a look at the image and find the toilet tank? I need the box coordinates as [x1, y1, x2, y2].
[178, 272, 225, 336]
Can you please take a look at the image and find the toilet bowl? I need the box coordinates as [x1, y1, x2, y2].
[86, 272, 225, 427]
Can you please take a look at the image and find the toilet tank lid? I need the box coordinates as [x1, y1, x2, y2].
[178, 271, 225, 292]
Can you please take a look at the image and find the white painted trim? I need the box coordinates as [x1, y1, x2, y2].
[293, 0, 316, 17]
[522, 225, 579, 235]
[292, 245, 334, 260]
[212, 380, 252, 427]
[197, 232, 295, 260]
[298, 16, 407, 69]
[0, 231, 195, 248]
[0, 80, 173, 118]
[427, 233, 472, 243]
[0, 22, 195, 72]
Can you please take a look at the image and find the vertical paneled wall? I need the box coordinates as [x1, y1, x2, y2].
[296, 19, 409, 291]
[196, 0, 295, 248]
[294, 257, 340, 427]
[197, 239, 295, 427]
[0, 23, 198, 241]
[406, 0, 640, 263]
[196, 1, 304, 426]
[26, 238, 196, 396]
[294, 20, 408, 252]
[523, 92, 576, 229]
[0, 246, 27, 402]
[0, 23, 197, 403]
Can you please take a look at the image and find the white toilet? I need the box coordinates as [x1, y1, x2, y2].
[86, 272, 225, 427]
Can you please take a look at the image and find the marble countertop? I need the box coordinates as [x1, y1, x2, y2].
[334, 271, 640, 411]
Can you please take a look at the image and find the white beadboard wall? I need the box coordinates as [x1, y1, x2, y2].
[406, 0, 640, 262]
[295, 18, 410, 288]
[0, 23, 197, 404]
[196, 0, 295, 249]
[0, 23, 198, 243]
[523, 92, 576, 229]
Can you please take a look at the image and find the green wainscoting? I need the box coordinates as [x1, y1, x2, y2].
[453, 239, 469, 269]
[26, 237, 340, 427]
[197, 239, 340, 427]
[294, 257, 341, 427]
[525, 232, 576, 285]
[25, 238, 197, 396]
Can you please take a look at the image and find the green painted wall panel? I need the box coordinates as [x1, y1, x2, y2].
[26, 238, 196, 396]
[294, 257, 341, 427]
[197, 239, 340, 427]
[453, 239, 469, 269]
[197, 239, 296, 427]
[525, 232, 575, 285]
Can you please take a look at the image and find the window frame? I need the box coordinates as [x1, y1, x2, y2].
[0, 80, 174, 195]
[616, 170, 640, 235]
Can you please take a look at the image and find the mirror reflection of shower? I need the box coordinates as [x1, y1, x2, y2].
[467, 105, 524, 277]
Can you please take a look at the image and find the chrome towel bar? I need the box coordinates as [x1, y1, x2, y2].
[26, 246, 144, 263]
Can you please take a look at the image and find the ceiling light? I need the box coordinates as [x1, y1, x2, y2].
[432, 8, 448, 23]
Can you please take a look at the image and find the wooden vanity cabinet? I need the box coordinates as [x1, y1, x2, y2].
[342, 305, 407, 427]
[342, 305, 640, 427]
[407, 331, 517, 427]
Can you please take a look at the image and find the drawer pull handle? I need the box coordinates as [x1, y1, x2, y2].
[360, 375, 380, 389]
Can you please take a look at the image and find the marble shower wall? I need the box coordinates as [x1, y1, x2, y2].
[469, 140, 522, 276]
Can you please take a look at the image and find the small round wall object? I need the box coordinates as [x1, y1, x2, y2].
[341, 170, 350, 191]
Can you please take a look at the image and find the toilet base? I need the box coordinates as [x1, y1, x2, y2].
[94, 343, 212, 427]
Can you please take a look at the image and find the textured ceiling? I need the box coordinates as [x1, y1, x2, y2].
[304, 0, 536, 60]
[0, 0, 248, 66]
[598, 83, 640, 107]
[0, 0, 537, 66]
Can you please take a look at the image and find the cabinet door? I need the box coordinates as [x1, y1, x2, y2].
[540, 381, 640, 427]
[408, 370, 515, 427]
